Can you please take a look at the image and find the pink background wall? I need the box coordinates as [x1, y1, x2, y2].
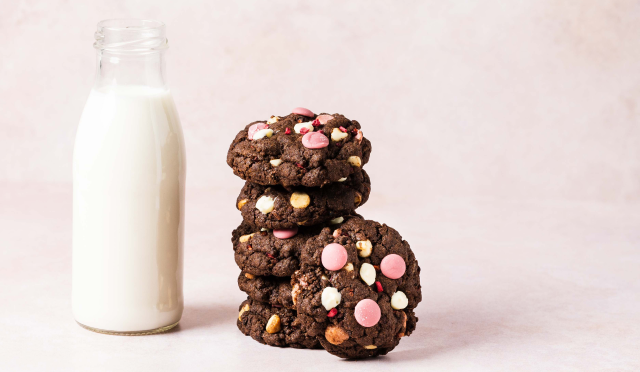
[2, 0, 640, 202]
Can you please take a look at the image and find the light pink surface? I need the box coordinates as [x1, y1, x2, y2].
[272, 227, 298, 240]
[321, 243, 349, 271]
[380, 254, 406, 280]
[1, 1, 640, 371]
[354, 299, 382, 328]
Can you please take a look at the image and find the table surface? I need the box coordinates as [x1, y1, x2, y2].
[1, 183, 639, 372]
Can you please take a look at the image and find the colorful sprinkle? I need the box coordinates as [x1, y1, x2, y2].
[285, 127, 292, 135]
[327, 308, 338, 317]
[375, 281, 383, 293]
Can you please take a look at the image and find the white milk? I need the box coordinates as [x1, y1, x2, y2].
[72, 85, 185, 333]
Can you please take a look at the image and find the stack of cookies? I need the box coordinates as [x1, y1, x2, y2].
[227, 107, 422, 359]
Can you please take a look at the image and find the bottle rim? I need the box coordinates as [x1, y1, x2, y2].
[94, 19, 168, 53]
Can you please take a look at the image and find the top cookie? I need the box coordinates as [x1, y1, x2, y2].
[226, 108, 372, 187]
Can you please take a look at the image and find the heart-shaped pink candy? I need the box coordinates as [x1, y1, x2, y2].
[248, 123, 269, 140]
[302, 132, 329, 149]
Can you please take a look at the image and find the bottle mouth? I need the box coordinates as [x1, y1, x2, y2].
[94, 19, 168, 53]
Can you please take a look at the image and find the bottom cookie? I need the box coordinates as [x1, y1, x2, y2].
[237, 298, 321, 349]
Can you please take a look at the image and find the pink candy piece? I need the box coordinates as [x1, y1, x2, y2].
[354, 299, 381, 327]
[316, 114, 334, 125]
[273, 227, 298, 239]
[302, 132, 329, 149]
[380, 254, 406, 279]
[321, 243, 348, 271]
[292, 107, 314, 117]
[248, 123, 269, 140]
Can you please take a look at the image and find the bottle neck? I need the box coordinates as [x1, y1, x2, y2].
[92, 19, 169, 91]
[94, 50, 167, 90]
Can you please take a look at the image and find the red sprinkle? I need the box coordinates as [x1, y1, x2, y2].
[300, 127, 310, 135]
[285, 127, 292, 135]
[339, 126, 347, 133]
[375, 281, 383, 293]
[312, 119, 321, 127]
[335, 142, 343, 147]
[266, 253, 276, 259]
[352, 128, 359, 134]
[327, 308, 338, 317]
[296, 163, 305, 169]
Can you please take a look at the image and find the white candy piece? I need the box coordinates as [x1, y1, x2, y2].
[390, 291, 409, 310]
[356, 240, 372, 257]
[347, 156, 362, 167]
[321, 287, 342, 310]
[255, 195, 275, 214]
[253, 128, 274, 140]
[331, 128, 349, 141]
[270, 159, 282, 167]
[266, 116, 280, 124]
[294, 122, 314, 134]
[359, 263, 376, 286]
[337, 177, 347, 182]
[330, 217, 344, 224]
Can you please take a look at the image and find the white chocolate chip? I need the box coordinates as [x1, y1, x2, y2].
[359, 263, 376, 285]
[270, 159, 282, 167]
[260, 228, 269, 232]
[239, 233, 255, 243]
[238, 303, 250, 320]
[332, 229, 341, 238]
[252, 128, 274, 140]
[343, 263, 354, 272]
[321, 287, 342, 310]
[325, 325, 349, 345]
[330, 217, 344, 224]
[364, 345, 377, 350]
[294, 122, 314, 134]
[331, 128, 349, 141]
[347, 156, 362, 167]
[244, 273, 255, 280]
[321, 275, 328, 281]
[337, 177, 347, 182]
[356, 240, 372, 257]
[266, 115, 280, 125]
[256, 195, 275, 214]
[237, 199, 248, 210]
[354, 192, 362, 206]
[265, 314, 281, 333]
[390, 291, 409, 310]
[290, 192, 310, 209]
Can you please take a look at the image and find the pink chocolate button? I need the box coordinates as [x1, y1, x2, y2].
[273, 227, 298, 239]
[292, 107, 314, 117]
[302, 132, 329, 149]
[316, 114, 334, 124]
[354, 299, 381, 327]
[380, 254, 406, 279]
[321, 243, 348, 271]
[248, 123, 269, 140]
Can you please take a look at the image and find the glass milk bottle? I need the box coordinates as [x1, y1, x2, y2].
[72, 19, 185, 335]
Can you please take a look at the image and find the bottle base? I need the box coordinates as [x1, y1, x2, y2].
[76, 320, 179, 336]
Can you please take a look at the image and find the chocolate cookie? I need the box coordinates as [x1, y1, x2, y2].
[291, 216, 422, 359]
[237, 298, 321, 349]
[226, 109, 372, 188]
[238, 272, 294, 309]
[232, 218, 350, 277]
[236, 169, 371, 230]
